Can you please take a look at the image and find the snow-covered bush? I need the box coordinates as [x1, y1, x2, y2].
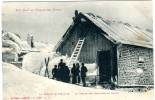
[2, 32, 21, 46]
[2, 40, 21, 54]
[2, 49, 18, 62]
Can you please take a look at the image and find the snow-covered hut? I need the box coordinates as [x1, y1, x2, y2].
[54, 11, 153, 87]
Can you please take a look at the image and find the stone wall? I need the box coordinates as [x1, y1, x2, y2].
[117, 44, 153, 86]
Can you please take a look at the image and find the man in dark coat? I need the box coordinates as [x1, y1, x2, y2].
[76, 63, 81, 84]
[52, 65, 58, 80]
[71, 63, 77, 84]
[58, 59, 65, 81]
[63, 63, 70, 83]
[81, 63, 88, 87]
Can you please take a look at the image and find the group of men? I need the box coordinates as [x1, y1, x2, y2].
[52, 59, 88, 87]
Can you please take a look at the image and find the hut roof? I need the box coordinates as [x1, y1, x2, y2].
[54, 12, 153, 51]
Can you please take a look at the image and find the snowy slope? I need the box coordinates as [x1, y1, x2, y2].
[3, 62, 153, 100]
[20, 41, 54, 52]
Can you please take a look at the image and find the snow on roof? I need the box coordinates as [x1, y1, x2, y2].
[84, 13, 153, 48]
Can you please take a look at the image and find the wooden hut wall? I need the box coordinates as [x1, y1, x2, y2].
[59, 21, 114, 63]
[79, 22, 113, 63]
[59, 25, 78, 56]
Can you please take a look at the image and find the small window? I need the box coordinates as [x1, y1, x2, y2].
[138, 55, 144, 63]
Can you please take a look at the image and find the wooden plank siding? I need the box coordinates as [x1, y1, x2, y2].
[59, 21, 114, 63]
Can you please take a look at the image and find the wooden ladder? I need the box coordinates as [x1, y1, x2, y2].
[68, 38, 85, 67]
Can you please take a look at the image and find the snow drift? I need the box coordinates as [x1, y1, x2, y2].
[3, 62, 153, 100]
[22, 52, 60, 73]
[22, 52, 69, 78]
[2, 49, 18, 62]
[2, 32, 21, 46]
[20, 41, 54, 52]
[2, 40, 21, 54]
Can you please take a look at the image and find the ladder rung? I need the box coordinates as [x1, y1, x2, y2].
[72, 56, 78, 58]
[79, 40, 83, 43]
[76, 47, 81, 48]
[73, 55, 78, 57]
[71, 58, 76, 60]
[75, 49, 80, 51]
[68, 38, 85, 66]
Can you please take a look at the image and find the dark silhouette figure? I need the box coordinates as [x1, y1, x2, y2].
[52, 65, 58, 80]
[71, 63, 77, 84]
[63, 63, 70, 83]
[76, 63, 81, 84]
[58, 59, 65, 81]
[75, 10, 78, 16]
[81, 63, 88, 87]
[31, 36, 34, 48]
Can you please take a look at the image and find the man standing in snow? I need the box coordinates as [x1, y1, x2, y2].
[62, 63, 70, 83]
[76, 63, 81, 84]
[81, 63, 88, 87]
[52, 65, 58, 80]
[31, 36, 34, 48]
[58, 59, 65, 81]
[71, 63, 77, 84]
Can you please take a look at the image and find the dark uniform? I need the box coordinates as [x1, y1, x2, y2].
[76, 63, 80, 84]
[63, 64, 70, 83]
[71, 64, 77, 84]
[81, 63, 88, 87]
[52, 65, 58, 80]
[58, 59, 65, 81]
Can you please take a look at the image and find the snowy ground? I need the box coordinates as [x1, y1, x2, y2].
[3, 63, 153, 100]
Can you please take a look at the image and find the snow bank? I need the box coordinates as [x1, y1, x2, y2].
[20, 41, 54, 52]
[23, 51, 97, 78]
[20, 41, 31, 51]
[2, 40, 21, 54]
[2, 49, 18, 62]
[2, 32, 21, 46]
[85, 63, 97, 73]
[22, 52, 58, 72]
[39, 55, 70, 78]
[3, 62, 153, 100]
[34, 42, 54, 52]
[22, 52, 69, 78]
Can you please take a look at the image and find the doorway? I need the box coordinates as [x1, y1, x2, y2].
[97, 50, 111, 83]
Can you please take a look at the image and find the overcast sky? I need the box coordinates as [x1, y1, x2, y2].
[2, 1, 152, 45]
